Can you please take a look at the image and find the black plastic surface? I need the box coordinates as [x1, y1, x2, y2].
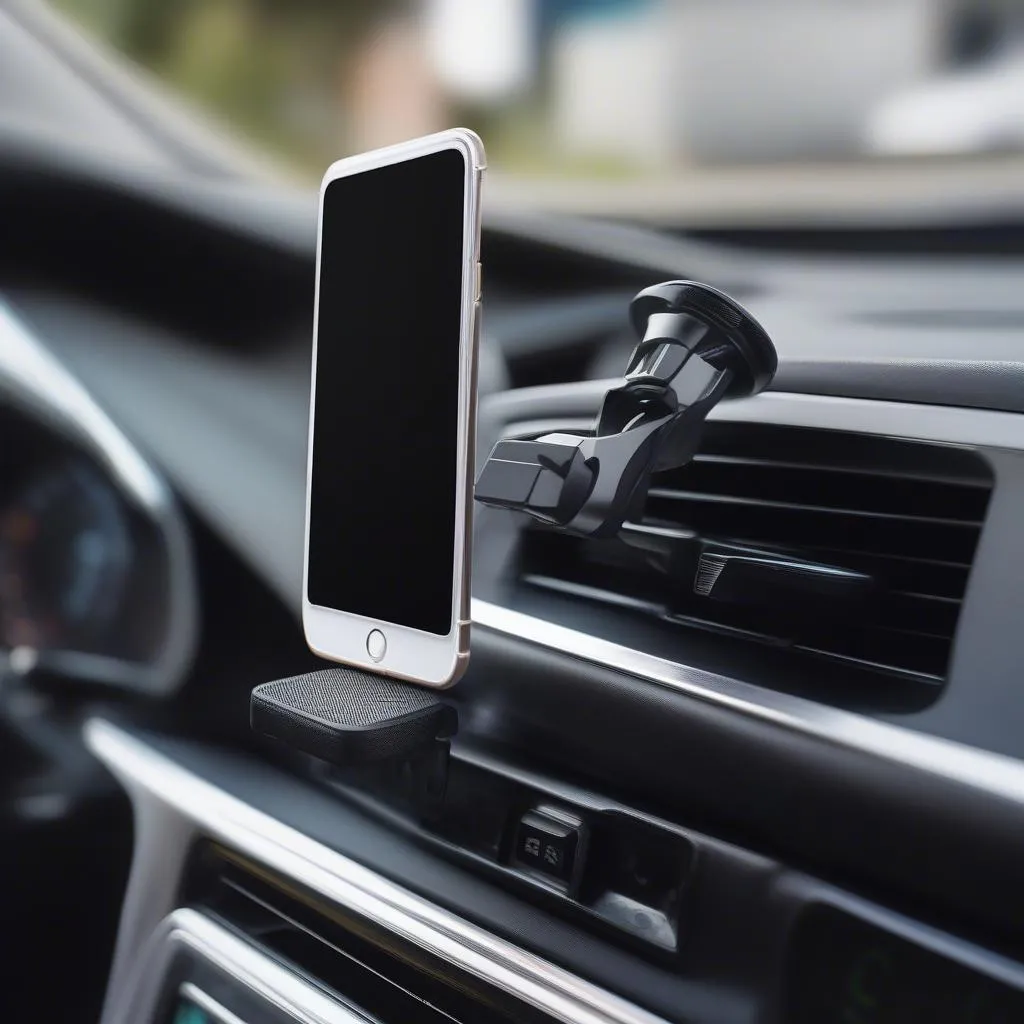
[0, 703, 132, 1024]
[784, 905, 1024, 1023]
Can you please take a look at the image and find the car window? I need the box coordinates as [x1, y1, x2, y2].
[54, 0, 1024, 220]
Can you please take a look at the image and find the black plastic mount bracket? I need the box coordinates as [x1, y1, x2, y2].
[251, 668, 457, 815]
[474, 280, 778, 538]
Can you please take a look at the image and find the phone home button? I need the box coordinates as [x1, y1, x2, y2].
[366, 629, 387, 662]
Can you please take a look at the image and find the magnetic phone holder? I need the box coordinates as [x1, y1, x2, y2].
[475, 280, 778, 538]
[251, 667, 457, 816]
[250, 280, 777, 810]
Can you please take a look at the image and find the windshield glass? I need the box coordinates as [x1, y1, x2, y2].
[55, 0, 1024, 222]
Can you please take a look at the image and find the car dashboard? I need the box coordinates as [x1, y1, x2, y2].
[3, 127, 1024, 1024]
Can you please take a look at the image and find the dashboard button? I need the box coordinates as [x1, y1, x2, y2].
[514, 807, 582, 885]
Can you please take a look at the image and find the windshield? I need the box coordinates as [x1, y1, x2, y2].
[54, 0, 1024, 223]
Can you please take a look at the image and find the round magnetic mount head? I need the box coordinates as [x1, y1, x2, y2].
[629, 280, 777, 397]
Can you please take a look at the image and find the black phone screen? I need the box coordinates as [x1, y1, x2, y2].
[307, 147, 467, 636]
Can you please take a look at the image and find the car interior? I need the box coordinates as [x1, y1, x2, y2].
[3, 2, 1024, 1023]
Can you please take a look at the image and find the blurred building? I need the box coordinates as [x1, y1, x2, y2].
[54, 0, 1024, 176]
[548, 0, 947, 164]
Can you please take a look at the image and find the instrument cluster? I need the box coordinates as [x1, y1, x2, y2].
[0, 300, 195, 694]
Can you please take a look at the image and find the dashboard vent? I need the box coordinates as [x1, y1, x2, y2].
[520, 423, 992, 689]
[187, 848, 544, 1024]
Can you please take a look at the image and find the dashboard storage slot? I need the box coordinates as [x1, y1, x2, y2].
[322, 749, 695, 955]
[581, 813, 693, 952]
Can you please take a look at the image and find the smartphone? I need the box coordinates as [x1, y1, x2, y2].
[302, 129, 485, 688]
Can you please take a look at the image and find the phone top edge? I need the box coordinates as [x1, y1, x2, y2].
[319, 129, 485, 195]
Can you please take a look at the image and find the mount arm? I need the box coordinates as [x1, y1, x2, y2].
[475, 281, 778, 538]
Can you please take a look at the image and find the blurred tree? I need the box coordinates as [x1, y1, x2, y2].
[58, 0, 409, 172]
[117, 0, 198, 66]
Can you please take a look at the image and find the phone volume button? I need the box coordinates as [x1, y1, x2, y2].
[474, 261, 482, 301]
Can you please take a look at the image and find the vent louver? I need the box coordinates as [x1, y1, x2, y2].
[520, 424, 992, 689]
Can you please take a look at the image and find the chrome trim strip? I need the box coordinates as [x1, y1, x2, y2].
[715, 389, 1024, 449]
[86, 719, 666, 1024]
[469, 599, 1024, 804]
[0, 299, 196, 695]
[119, 910, 372, 1024]
[487, 379, 1024, 451]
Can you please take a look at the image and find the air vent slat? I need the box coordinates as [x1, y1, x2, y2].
[693, 452, 992, 489]
[665, 464, 988, 522]
[648, 488, 983, 529]
[699, 540, 970, 597]
[892, 590, 960, 606]
[647, 503, 979, 565]
[795, 647, 943, 685]
[743, 542, 971, 572]
[521, 573, 662, 615]
[517, 423, 992, 695]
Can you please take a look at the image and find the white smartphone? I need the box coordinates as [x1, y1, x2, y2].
[302, 129, 485, 688]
